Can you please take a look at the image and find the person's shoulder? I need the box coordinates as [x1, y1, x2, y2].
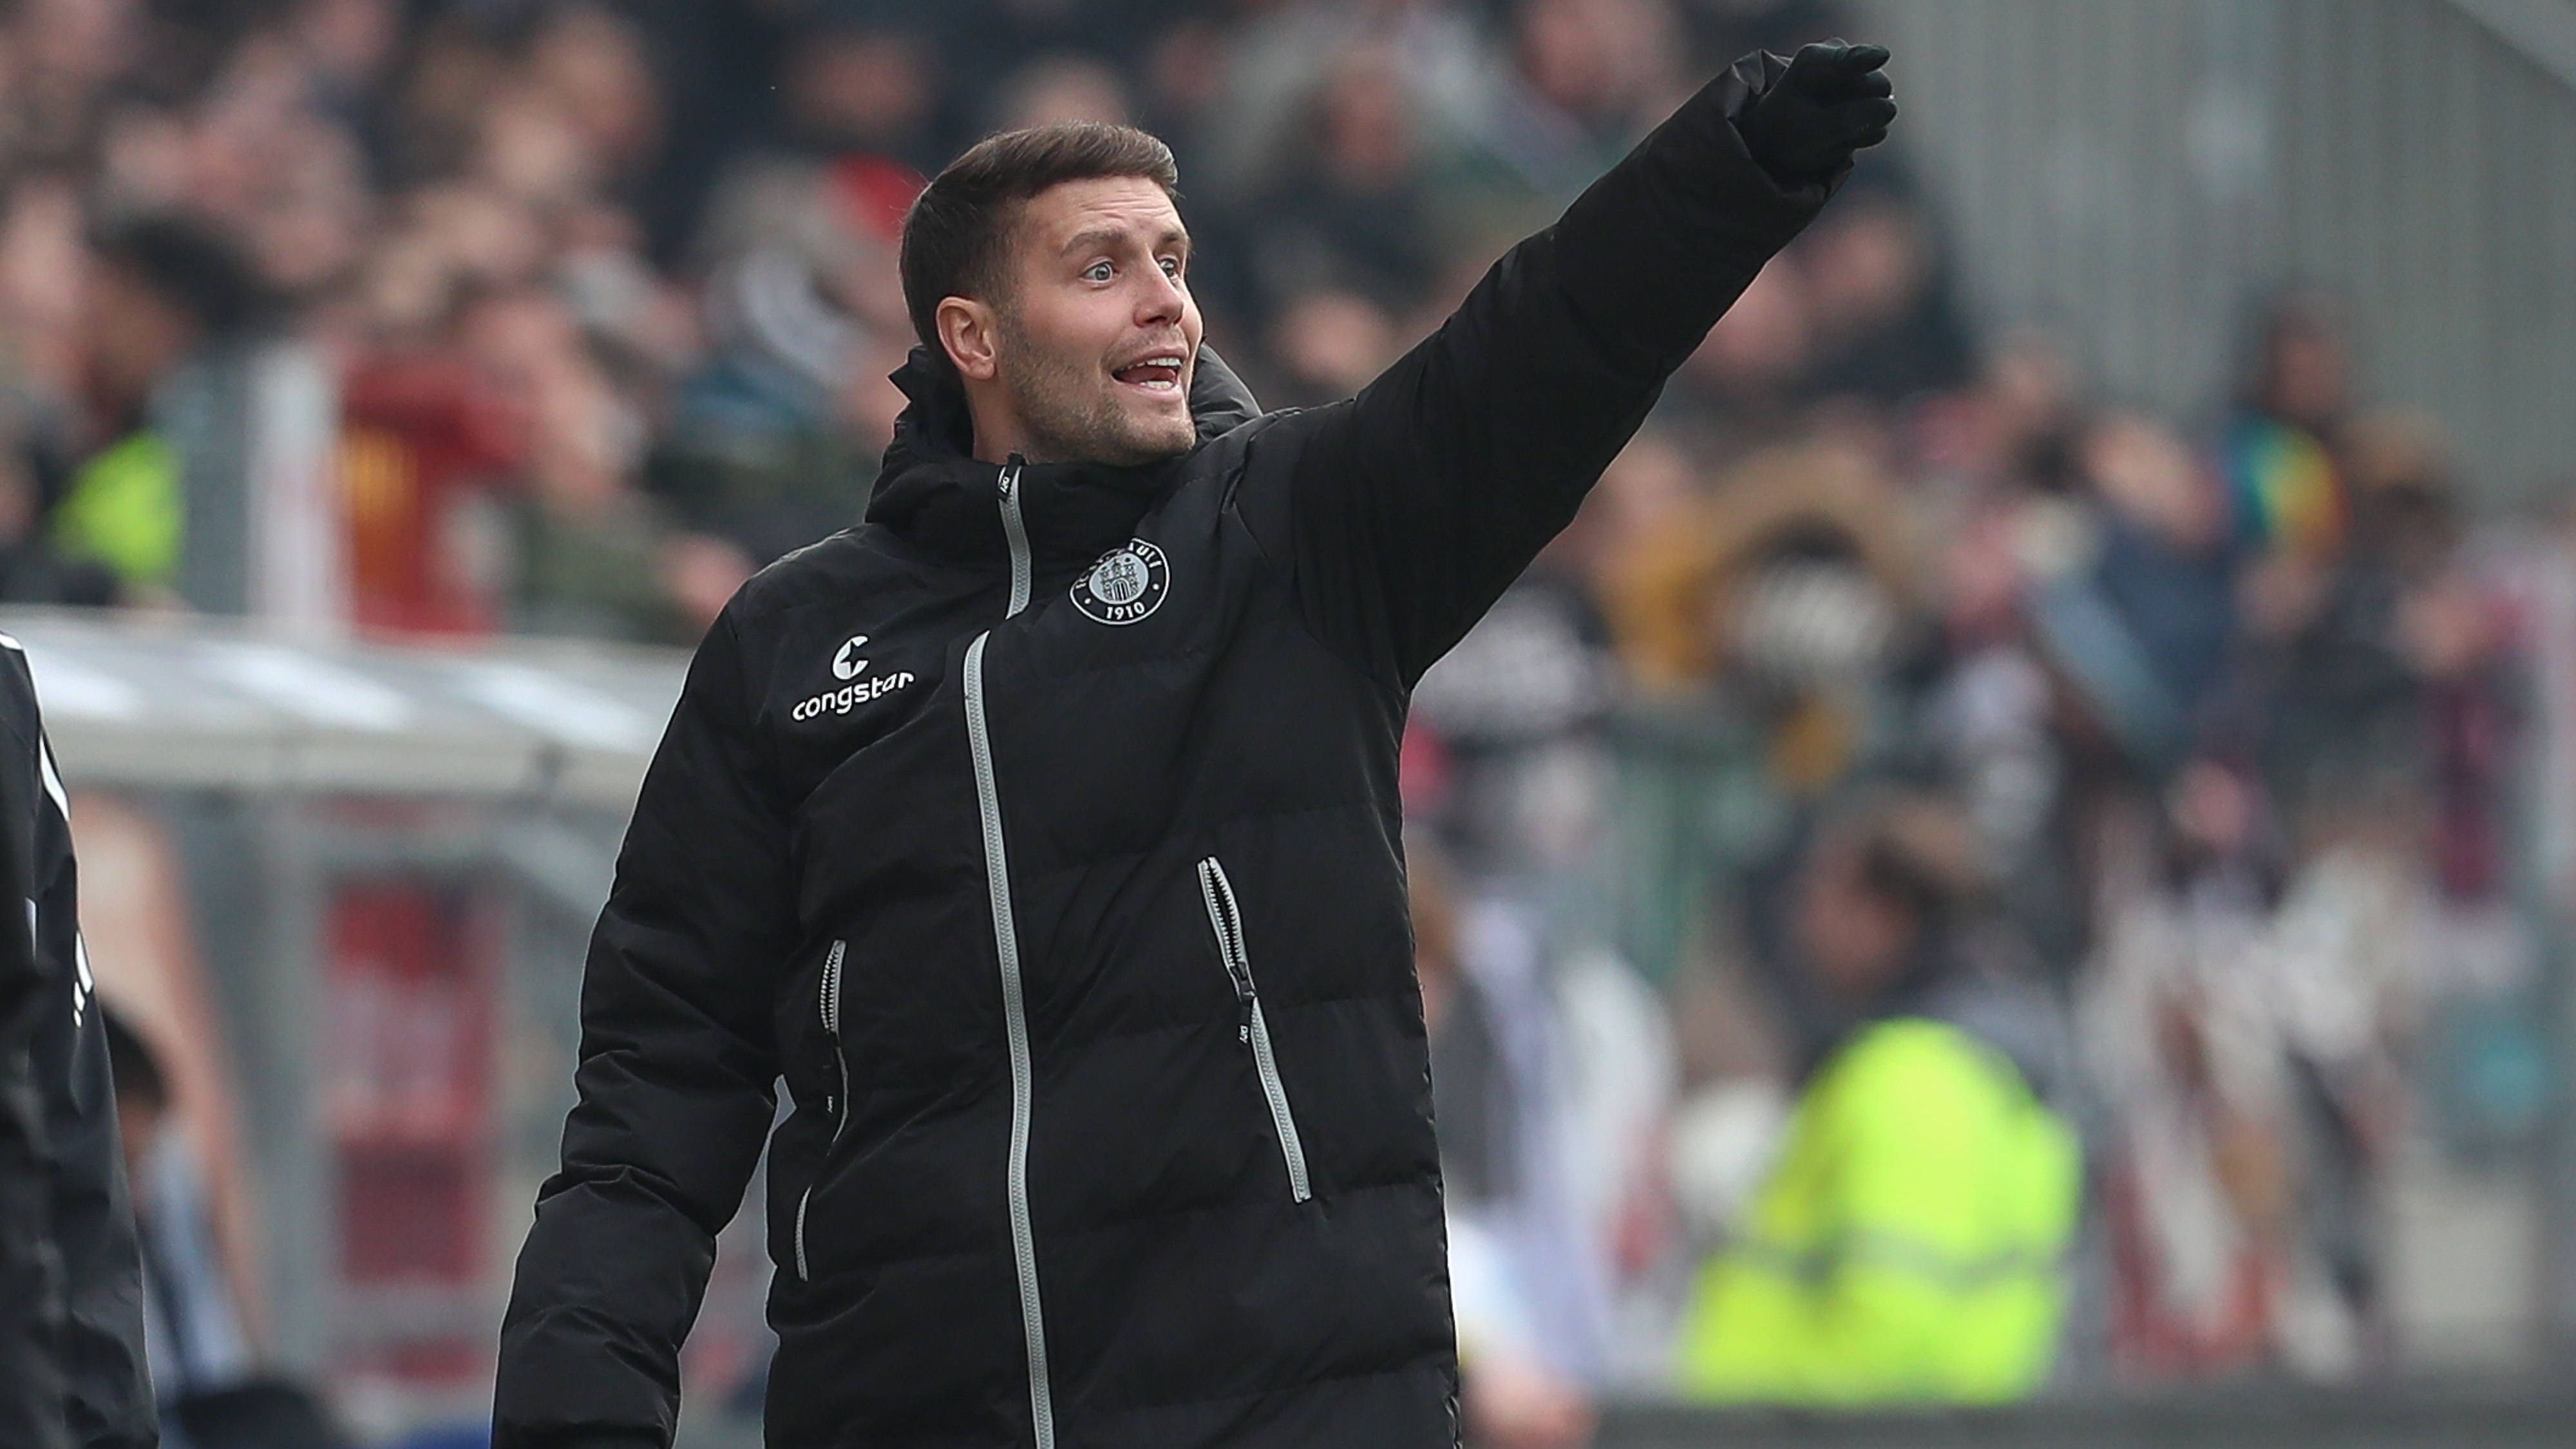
[724, 527, 908, 632]
[1194, 405, 1302, 460]
[707, 524, 959, 706]
[1203, 404, 1335, 493]
[1816, 1017, 2001, 1118]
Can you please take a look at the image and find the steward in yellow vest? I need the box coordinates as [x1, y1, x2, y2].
[1677, 796, 2081, 1404]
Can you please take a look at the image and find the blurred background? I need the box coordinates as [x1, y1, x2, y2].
[7, 0, 2576, 1446]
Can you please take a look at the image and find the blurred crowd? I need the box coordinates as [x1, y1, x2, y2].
[4, 0, 2566, 1443]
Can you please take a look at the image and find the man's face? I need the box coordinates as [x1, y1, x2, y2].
[985, 176, 1202, 466]
[1795, 837, 1917, 1001]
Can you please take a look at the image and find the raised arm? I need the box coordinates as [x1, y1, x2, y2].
[1238, 43, 1894, 687]
[497, 610, 797, 1449]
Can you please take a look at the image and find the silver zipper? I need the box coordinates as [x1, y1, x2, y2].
[1196, 858, 1313, 1203]
[965, 459, 1056, 1449]
[794, 938, 851, 1282]
[998, 459, 1032, 616]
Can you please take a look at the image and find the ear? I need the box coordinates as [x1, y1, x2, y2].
[936, 296, 1003, 383]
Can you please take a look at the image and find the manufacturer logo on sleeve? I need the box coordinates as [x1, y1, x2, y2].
[795, 634, 914, 721]
[1071, 539, 1170, 626]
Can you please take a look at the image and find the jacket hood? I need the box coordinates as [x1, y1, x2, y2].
[862, 343, 1261, 569]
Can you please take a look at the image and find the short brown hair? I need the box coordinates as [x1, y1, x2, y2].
[899, 122, 1181, 354]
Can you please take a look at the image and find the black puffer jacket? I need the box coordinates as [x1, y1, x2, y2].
[498, 57, 1832, 1449]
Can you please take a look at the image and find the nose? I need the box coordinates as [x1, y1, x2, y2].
[1135, 266, 1186, 328]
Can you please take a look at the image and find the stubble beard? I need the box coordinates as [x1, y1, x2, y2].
[996, 314, 1195, 467]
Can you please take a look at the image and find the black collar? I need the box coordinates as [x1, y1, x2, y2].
[862, 345, 1260, 569]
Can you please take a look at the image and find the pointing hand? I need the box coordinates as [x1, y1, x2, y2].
[1734, 40, 1897, 186]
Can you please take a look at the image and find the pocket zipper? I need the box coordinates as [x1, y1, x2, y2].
[1195, 858, 1312, 1203]
[795, 938, 850, 1281]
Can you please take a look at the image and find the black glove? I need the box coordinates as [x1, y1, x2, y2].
[1733, 40, 1897, 186]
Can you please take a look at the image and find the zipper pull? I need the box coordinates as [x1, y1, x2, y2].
[1238, 995, 1254, 1044]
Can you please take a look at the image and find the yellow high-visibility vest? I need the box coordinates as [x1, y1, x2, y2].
[1676, 1016, 2081, 1405]
[54, 431, 183, 588]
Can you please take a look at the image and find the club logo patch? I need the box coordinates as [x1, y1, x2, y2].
[1071, 538, 1170, 625]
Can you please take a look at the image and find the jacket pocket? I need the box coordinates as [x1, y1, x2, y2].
[795, 938, 850, 1281]
[1196, 858, 1312, 1203]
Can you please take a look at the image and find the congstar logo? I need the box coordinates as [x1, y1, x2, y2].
[795, 634, 914, 721]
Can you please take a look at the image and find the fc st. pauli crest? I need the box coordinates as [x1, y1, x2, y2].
[1071, 538, 1170, 625]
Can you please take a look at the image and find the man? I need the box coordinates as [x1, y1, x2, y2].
[498, 39, 1894, 1449]
[0, 634, 157, 1449]
[1676, 795, 2079, 1404]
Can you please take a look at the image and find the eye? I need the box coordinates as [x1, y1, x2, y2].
[1158, 256, 1184, 280]
[1084, 260, 1114, 283]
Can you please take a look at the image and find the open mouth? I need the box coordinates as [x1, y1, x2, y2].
[1112, 354, 1187, 393]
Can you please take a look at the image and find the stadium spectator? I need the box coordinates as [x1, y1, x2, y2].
[1675, 793, 2079, 1403]
[53, 216, 272, 605]
[1596, 435, 1920, 988]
